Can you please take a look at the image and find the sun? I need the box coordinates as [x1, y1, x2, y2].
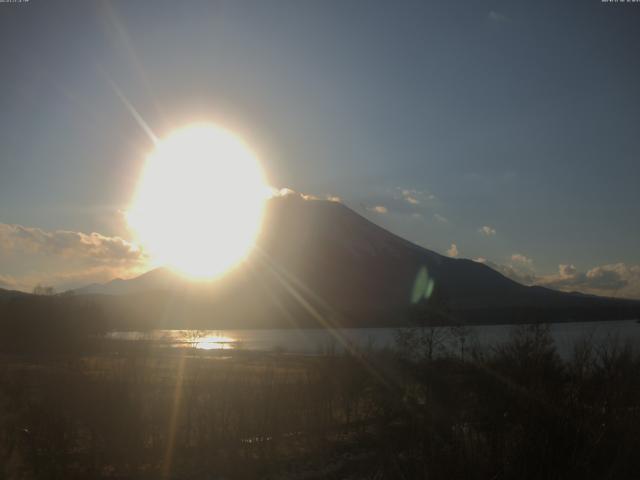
[127, 123, 268, 279]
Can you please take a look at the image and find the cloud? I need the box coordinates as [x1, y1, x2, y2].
[271, 187, 297, 198]
[510, 253, 533, 267]
[0, 223, 145, 265]
[301, 192, 342, 203]
[360, 187, 438, 218]
[0, 223, 150, 292]
[558, 264, 577, 277]
[586, 265, 631, 290]
[477, 255, 640, 299]
[398, 188, 435, 207]
[475, 257, 538, 285]
[538, 263, 640, 297]
[434, 213, 449, 224]
[399, 188, 434, 206]
[401, 190, 420, 205]
[488, 11, 510, 22]
[272, 188, 342, 203]
[478, 225, 496, 237]
[447, 243, 459, 258]
[370, 205, 388, 214]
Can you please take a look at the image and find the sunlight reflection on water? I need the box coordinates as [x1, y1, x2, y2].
[193, 335, 236, 350]
[105, 320, 640, 358]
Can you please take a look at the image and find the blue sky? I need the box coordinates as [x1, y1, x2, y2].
[1, 0, 639, 296]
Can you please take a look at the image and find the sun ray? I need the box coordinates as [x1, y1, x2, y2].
[102, 71, 159, 145]
[253, 248, 395, 389]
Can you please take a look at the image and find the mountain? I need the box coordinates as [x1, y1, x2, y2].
[74, 195, 640, 329]
[73, 267, 180, 296]
[0, 288, 30, 302]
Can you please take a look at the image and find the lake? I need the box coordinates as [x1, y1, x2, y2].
[107, 319, 640, 358]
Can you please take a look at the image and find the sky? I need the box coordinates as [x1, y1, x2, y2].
[1, 0, 639, 297]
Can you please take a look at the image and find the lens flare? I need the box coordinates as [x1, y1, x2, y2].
[411, 266, 435, 304]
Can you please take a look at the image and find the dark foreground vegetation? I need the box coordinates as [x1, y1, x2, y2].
[2, 319, 640, 480]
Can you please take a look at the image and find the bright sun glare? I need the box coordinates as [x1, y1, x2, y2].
[127, 123, 268, 279]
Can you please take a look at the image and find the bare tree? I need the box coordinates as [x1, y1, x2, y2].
[32, 284, 56, 296]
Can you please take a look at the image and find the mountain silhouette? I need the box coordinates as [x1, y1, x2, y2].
[71, 195, 640, 329]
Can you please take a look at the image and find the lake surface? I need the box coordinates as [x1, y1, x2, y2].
[107, 319, 640, 358]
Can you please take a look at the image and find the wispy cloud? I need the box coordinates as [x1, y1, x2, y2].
[401, 189, 420, 205]
[488, 10, 510, 23]
[272, 188, 342, 203]
[360, 187, 438, 218]
[434, 213, 449, 224]
[475, 254, 536, 285]
[478, 225, 497, 237]
[510, 253, 533, 267]
[399, 188, 436, 205]
[370, 205, 388, 214]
